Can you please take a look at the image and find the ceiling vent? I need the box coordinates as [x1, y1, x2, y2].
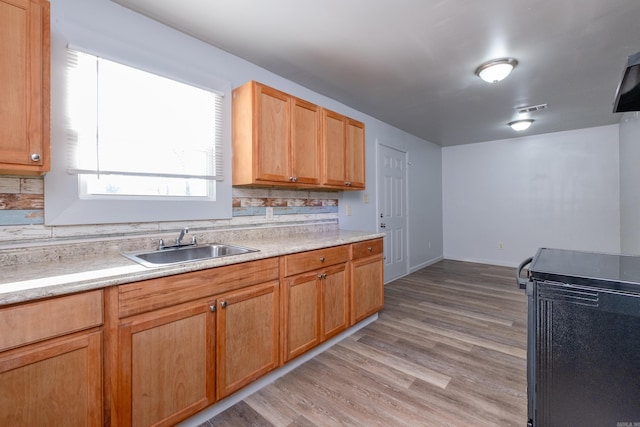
[517, 103, 548, 114]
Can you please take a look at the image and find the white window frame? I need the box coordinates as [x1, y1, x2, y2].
[45, 25, 232, 225]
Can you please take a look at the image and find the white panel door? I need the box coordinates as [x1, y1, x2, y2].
[378, 144, 408, 282]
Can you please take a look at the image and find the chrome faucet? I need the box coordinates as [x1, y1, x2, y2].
[176, 227, 189, 246]
[157, 227, 196, 250]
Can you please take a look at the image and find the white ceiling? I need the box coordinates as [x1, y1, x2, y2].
[114, 0, 640, 146]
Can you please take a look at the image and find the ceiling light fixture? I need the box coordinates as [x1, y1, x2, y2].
[508, 119, 534, 131]
[475, 58, 518, 83]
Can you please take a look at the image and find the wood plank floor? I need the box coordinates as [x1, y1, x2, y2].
[201, 260, 528, 426]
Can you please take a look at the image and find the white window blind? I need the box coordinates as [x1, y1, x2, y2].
[65, 49, 224, 197]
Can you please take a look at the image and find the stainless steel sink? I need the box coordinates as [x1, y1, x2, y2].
[123, 243, 259, 267]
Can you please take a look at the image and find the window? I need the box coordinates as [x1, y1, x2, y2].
[66, 49, 223, 199]
[44, 43, 232, 226]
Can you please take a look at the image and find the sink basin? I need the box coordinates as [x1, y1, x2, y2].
[123, 243, 259, 267]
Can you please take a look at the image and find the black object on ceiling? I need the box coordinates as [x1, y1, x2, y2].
[614, 50, 640, 113]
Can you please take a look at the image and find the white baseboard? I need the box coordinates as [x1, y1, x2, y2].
[409, 255, 444, 274]
[177, 313, 379, 426]
[443, 255, 517, 268]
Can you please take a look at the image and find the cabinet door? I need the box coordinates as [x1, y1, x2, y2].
[283, 271, 321, 362]
[216, 281, 280, 399]
[118, 300, 215, 427]
[321, 263, 349, 340]
[0, 0, 49, 174]
[351, 254, 384, 324]
[0, 330, 102, 427]
[346, 118, 365, 188]
[321, 109, 347, 187]
[255, 83, 290, 183]
[291, 97, 321, 184]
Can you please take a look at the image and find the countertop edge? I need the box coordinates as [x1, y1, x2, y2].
[0, 231, 384, 306]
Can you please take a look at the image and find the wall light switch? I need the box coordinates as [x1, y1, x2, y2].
[346, 204, 352, 216]
[363, 193, 369, 204]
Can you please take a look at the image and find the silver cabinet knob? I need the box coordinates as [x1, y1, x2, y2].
[30, 153, 41, 162]
[221, 301, 228, 308]
[209, 304, 216, 312]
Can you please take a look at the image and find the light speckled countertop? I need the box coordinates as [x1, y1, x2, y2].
[0, 229, 384, 306]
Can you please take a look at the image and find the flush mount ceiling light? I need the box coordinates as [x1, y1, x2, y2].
[508, 119, 534, 131]
[475, 58, 518, 83]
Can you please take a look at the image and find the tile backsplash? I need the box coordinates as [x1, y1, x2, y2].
[0, 176, 339, 245]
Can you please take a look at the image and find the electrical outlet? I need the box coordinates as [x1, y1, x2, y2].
[266, 206, 273, 220]
[346, 204, 352, 216]
[428, 241, 431, 249]
[363, 193, 369, 204]
[498, 242, 504, 250]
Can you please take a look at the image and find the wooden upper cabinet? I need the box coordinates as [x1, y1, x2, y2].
[0, 0, 50, 175]
[321, 109, 366, 189]
[255, 84, 290, 182]
[232, 81, 320, 186]
[291, 97, 321, 184]
[232, 81, 364, 189]
[321, 109, 347, 187]
[346, 118, 366, 188]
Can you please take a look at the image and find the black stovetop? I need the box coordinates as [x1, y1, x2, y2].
[529, 248, 640, 293]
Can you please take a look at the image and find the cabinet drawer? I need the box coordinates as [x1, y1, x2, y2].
[119, 258, 279, 317]
[352, 238, 383, 260]
[0, 290, 103, 352]
[284, 245, 349, 276]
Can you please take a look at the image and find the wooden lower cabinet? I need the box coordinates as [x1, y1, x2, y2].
[350, 238, 384, 324]
[116, 280, 280, 427]
[321, 264, 350, 340]
[283, 259, 349, 362]
[216, 280, 279, 399]
[0, 330, 103, 427]
[118, 300, 215, 427]
[0, 290, 104, 426]
[283, 271, 320, 361]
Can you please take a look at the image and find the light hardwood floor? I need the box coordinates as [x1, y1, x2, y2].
[202, 260, 528, 426]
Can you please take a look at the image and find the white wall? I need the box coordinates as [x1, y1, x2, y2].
[620, 112, 640, 254]
[407, 133, 443, 270]
[443, 125, 620, 267]
[47, 0, 443, 269]
[339, 124, 443, 273]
